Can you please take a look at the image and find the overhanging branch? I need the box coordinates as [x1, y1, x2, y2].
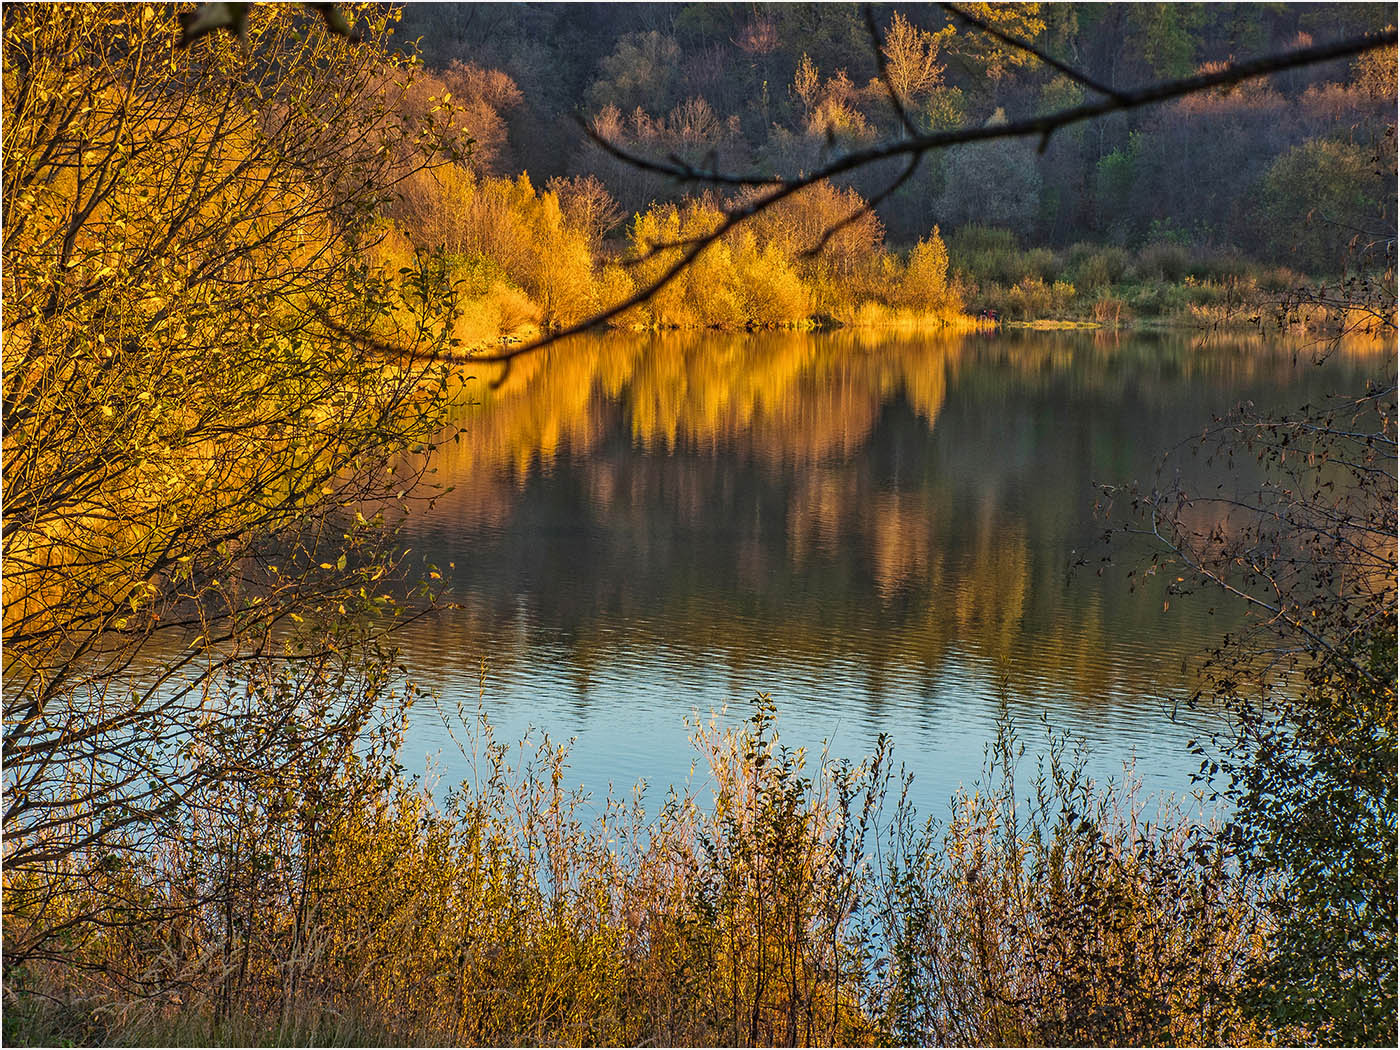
[465, 25, 1399, 369]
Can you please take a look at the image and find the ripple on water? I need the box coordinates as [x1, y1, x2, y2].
[391, 330, 1390, 819]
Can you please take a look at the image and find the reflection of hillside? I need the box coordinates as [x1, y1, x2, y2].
[401, 330, 1392, 707]
[441, 328, 1384, 485]
[440, 331, 957, 478]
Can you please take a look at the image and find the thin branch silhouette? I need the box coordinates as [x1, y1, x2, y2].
[434, 25, 1398, 370]
[941, 2, 1128, 103]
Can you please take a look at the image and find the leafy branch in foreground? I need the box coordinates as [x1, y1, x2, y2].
[2, 2, 465, 958]
[1097, 385, 1397, 1044]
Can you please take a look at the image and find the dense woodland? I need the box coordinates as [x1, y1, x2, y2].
[380, 2, 1396, 324]
[397, 3, 1396, 238]
[2, 3, 1396, 1047]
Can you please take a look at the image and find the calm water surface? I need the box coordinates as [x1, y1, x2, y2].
[392, 328, 1389, 817]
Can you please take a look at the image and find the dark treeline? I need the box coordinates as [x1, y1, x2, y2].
[394, 2, 1396, 274]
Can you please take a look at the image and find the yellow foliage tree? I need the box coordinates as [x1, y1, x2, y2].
[2, 2, 462, 954]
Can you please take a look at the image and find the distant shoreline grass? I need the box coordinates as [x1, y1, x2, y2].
[949, 223, 1395, 335]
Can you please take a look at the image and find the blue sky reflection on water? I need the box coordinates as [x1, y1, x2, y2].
[390, 329, 1391, 821]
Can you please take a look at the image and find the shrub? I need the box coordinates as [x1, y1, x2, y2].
[1092, 296, 1130, 326]
[1107, 388, 1398, 1044]
[1134, 241, 1193, 283]
[390, 169, 599, 330]
[1070, 244, 1131, 290]
[523, 188, 598, 326]
[597, 262, 643, 325]
[897, 228, 952, 310]
[620, 185, 960, 330]
[1022, 247, 1061, 283]
[1005, 276, 1053, 319]
[947, 225, 1020, 284]
[731, 233, 810, 327]
[6, 693, 1264, 1048]
[1257, 137, 1392, 274]
[1257, 266, 1301, 294]
[738, 181, 886, 278]
[628, 202, 690, 326]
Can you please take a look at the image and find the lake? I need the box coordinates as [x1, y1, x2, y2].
[391, 327, 1390, 819]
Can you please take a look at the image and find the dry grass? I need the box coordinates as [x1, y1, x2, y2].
[4, 696, 1266, 1047]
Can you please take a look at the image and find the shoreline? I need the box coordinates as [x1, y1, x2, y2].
[428, 310, 1392, 362]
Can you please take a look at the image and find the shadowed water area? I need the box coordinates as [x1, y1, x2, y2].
[393, 328, 1390, 816]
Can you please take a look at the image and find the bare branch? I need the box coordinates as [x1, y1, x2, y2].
[941, 2, 1128, 103]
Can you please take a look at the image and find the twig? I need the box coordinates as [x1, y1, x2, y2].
[429, 28, 1398, 369]
[941, 2, 1128, 103]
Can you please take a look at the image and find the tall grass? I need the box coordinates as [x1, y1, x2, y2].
[4, 693, 1267, 1047]
[948, 224, 1326, 327]
[867, 725, 1265, 1046]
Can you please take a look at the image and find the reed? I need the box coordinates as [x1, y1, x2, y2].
[3, 695, 1266, 1047]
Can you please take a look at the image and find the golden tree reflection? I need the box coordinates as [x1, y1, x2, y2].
[400, 330, 1391, 705]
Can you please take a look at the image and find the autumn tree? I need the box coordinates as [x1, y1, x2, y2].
[942, 1, 1048, 84]
[546, 173, 625, 251]
[2, 2, 463, 959]
[587, 30, 682, 116]
[1257, 137, 1393, 272]
[880, 12, 953, 108]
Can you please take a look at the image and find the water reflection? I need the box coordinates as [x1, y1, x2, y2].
[394, 329, 1390, 814]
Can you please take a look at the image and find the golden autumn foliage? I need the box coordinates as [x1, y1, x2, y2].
[8, 6, 1387, 1048]
[614, 186, 963, 333]
[374, 160, 967, 348]
[3, 696, 1265, 1048]
[3, 0, 463, 977]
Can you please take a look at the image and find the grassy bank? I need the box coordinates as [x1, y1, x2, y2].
[948, 224, 1394, 332]
[6, 695, 1266, 1048]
